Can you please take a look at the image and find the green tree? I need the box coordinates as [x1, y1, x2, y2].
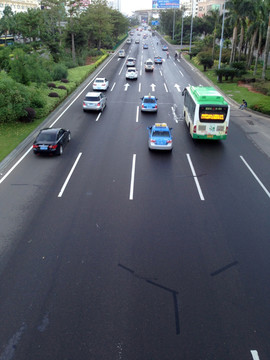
[14, 9, 43, 42]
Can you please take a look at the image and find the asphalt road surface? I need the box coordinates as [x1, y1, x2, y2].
[0, 30, 270, 360]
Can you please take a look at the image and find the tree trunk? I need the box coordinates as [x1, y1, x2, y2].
[262, 13, 270, 80]
[230, 25, 238, 64]
[238, 24, 244, 61]
[71, 32, 76, 63]
[247, 28, 258, 69]
[254, 26, 262, 76]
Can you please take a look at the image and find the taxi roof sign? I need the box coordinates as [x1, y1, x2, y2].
[155, 123, 167, 127]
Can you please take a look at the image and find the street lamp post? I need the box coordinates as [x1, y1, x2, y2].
[189, 0, 194, 54]
[173, 8, 176, 40]
[218, 0, 226, 69]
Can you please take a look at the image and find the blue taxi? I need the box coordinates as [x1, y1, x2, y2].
[141, 94, 158, 112]
[147, 123, 173, 151]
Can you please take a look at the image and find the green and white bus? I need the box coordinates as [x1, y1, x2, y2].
[182, 86, 230, 140]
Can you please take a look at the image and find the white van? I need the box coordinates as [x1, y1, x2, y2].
[118, 49, 126, 58]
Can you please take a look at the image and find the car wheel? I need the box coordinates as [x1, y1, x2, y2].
[58, 145, 63, 156]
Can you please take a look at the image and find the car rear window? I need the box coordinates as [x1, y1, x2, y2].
[146, 62, 153, 65]
[152, 131, 170, 137]
[144, 98, 156, 103]
[37, 133, 56, 142]
[95, 79, 103, 83]
[85, 96, 100, 101]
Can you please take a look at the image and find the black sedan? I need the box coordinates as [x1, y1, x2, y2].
[33, 128, 71, 156]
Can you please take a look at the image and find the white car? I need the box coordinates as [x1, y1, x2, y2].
[126, 57, 136, 67]
[92, 77, 109, 91]
[126, 67, 138, 80]
[126, 38, 132, 44]
[145, 59, 154, 71]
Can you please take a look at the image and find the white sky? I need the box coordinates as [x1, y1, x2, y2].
[120, 0, 153, 15]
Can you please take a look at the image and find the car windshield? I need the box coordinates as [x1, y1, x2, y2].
[37, 133, 56, 142]
[128, 69, 136, 72]
[85, 96, 99, 101]
[152, 131, 170, 137]
[146, 62, 152, 65]
[144, 98, 156, 103]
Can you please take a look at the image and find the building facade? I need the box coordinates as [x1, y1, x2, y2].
[197, 0, 225, 17]
[0, 0, 40, 18]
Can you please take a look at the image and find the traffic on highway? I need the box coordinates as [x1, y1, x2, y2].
[0, 27, 270, 360]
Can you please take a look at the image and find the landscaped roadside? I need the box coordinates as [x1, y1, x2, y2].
[0, 53, 108, 163]
[182, 53, 270, 114]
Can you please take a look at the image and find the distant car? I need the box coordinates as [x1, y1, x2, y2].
[92, 77, 109, 91]
[126, 57, 136, 66]
[154, 56, 163, 64]
[33, 128, 71, 156]
[126, 38, 132, 44]
[147, 123, 173, 151]
[118, 49, 126, 58]
[126, 67, 138, 80]
[83, 91, 107, 112]
[162, 45, 168, 51]
[141, 95, 158, 112]
[145, 59, 154, 71]
[135, 39, 140, 44]
[143, 43, 148, 49]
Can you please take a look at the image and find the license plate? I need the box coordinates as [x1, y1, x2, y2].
[40, 145, 48, 150]
[207, 135, 213, 138]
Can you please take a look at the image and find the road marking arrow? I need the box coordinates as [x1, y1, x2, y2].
[124, 83, 130, 91]
[150, 84, 156, 92]
[174, 84, 181, 92]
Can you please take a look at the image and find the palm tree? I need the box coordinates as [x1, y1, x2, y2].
[262, 5, 270, 80]
[208, 9, 220, 60]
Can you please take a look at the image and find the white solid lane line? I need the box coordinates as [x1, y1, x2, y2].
[0, 147, 32, 184]
[240, 155, 270, 198]
[250, 350, 260, 360]
[136, 106, 139, 123]
[96, 112, 101, 122]
[186, 154, 205, 201]
[129, 154, 136, 200]
[58, 152, 82, 198]
[0, 52, 119, 184]
[110, 82, 116, 91]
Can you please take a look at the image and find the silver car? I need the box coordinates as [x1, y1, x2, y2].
[83, 92, 107, 112]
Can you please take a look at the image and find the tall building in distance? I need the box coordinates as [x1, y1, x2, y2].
[108, 0, 121, 11]
[181, 0, 224, 17]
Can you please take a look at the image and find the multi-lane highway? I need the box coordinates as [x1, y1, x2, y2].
[0, 30, 270, 360]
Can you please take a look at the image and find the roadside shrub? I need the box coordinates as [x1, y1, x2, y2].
[198, 51, 214, 71]
[48, 92, 59, 97]
[58, 85, 67, 90]
[231, 61, 247, 76]
[47, 82, 56, 88]
[52, 63, 68, 81]
[0, 73, 31, 123]
[215, 67, 238, 82]
[61, 79, 69, 83]
[18, 107, 36, 123]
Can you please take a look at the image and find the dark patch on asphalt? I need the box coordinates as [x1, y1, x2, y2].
[211, 261, 239, 276]
[118, 263, 180, 335]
